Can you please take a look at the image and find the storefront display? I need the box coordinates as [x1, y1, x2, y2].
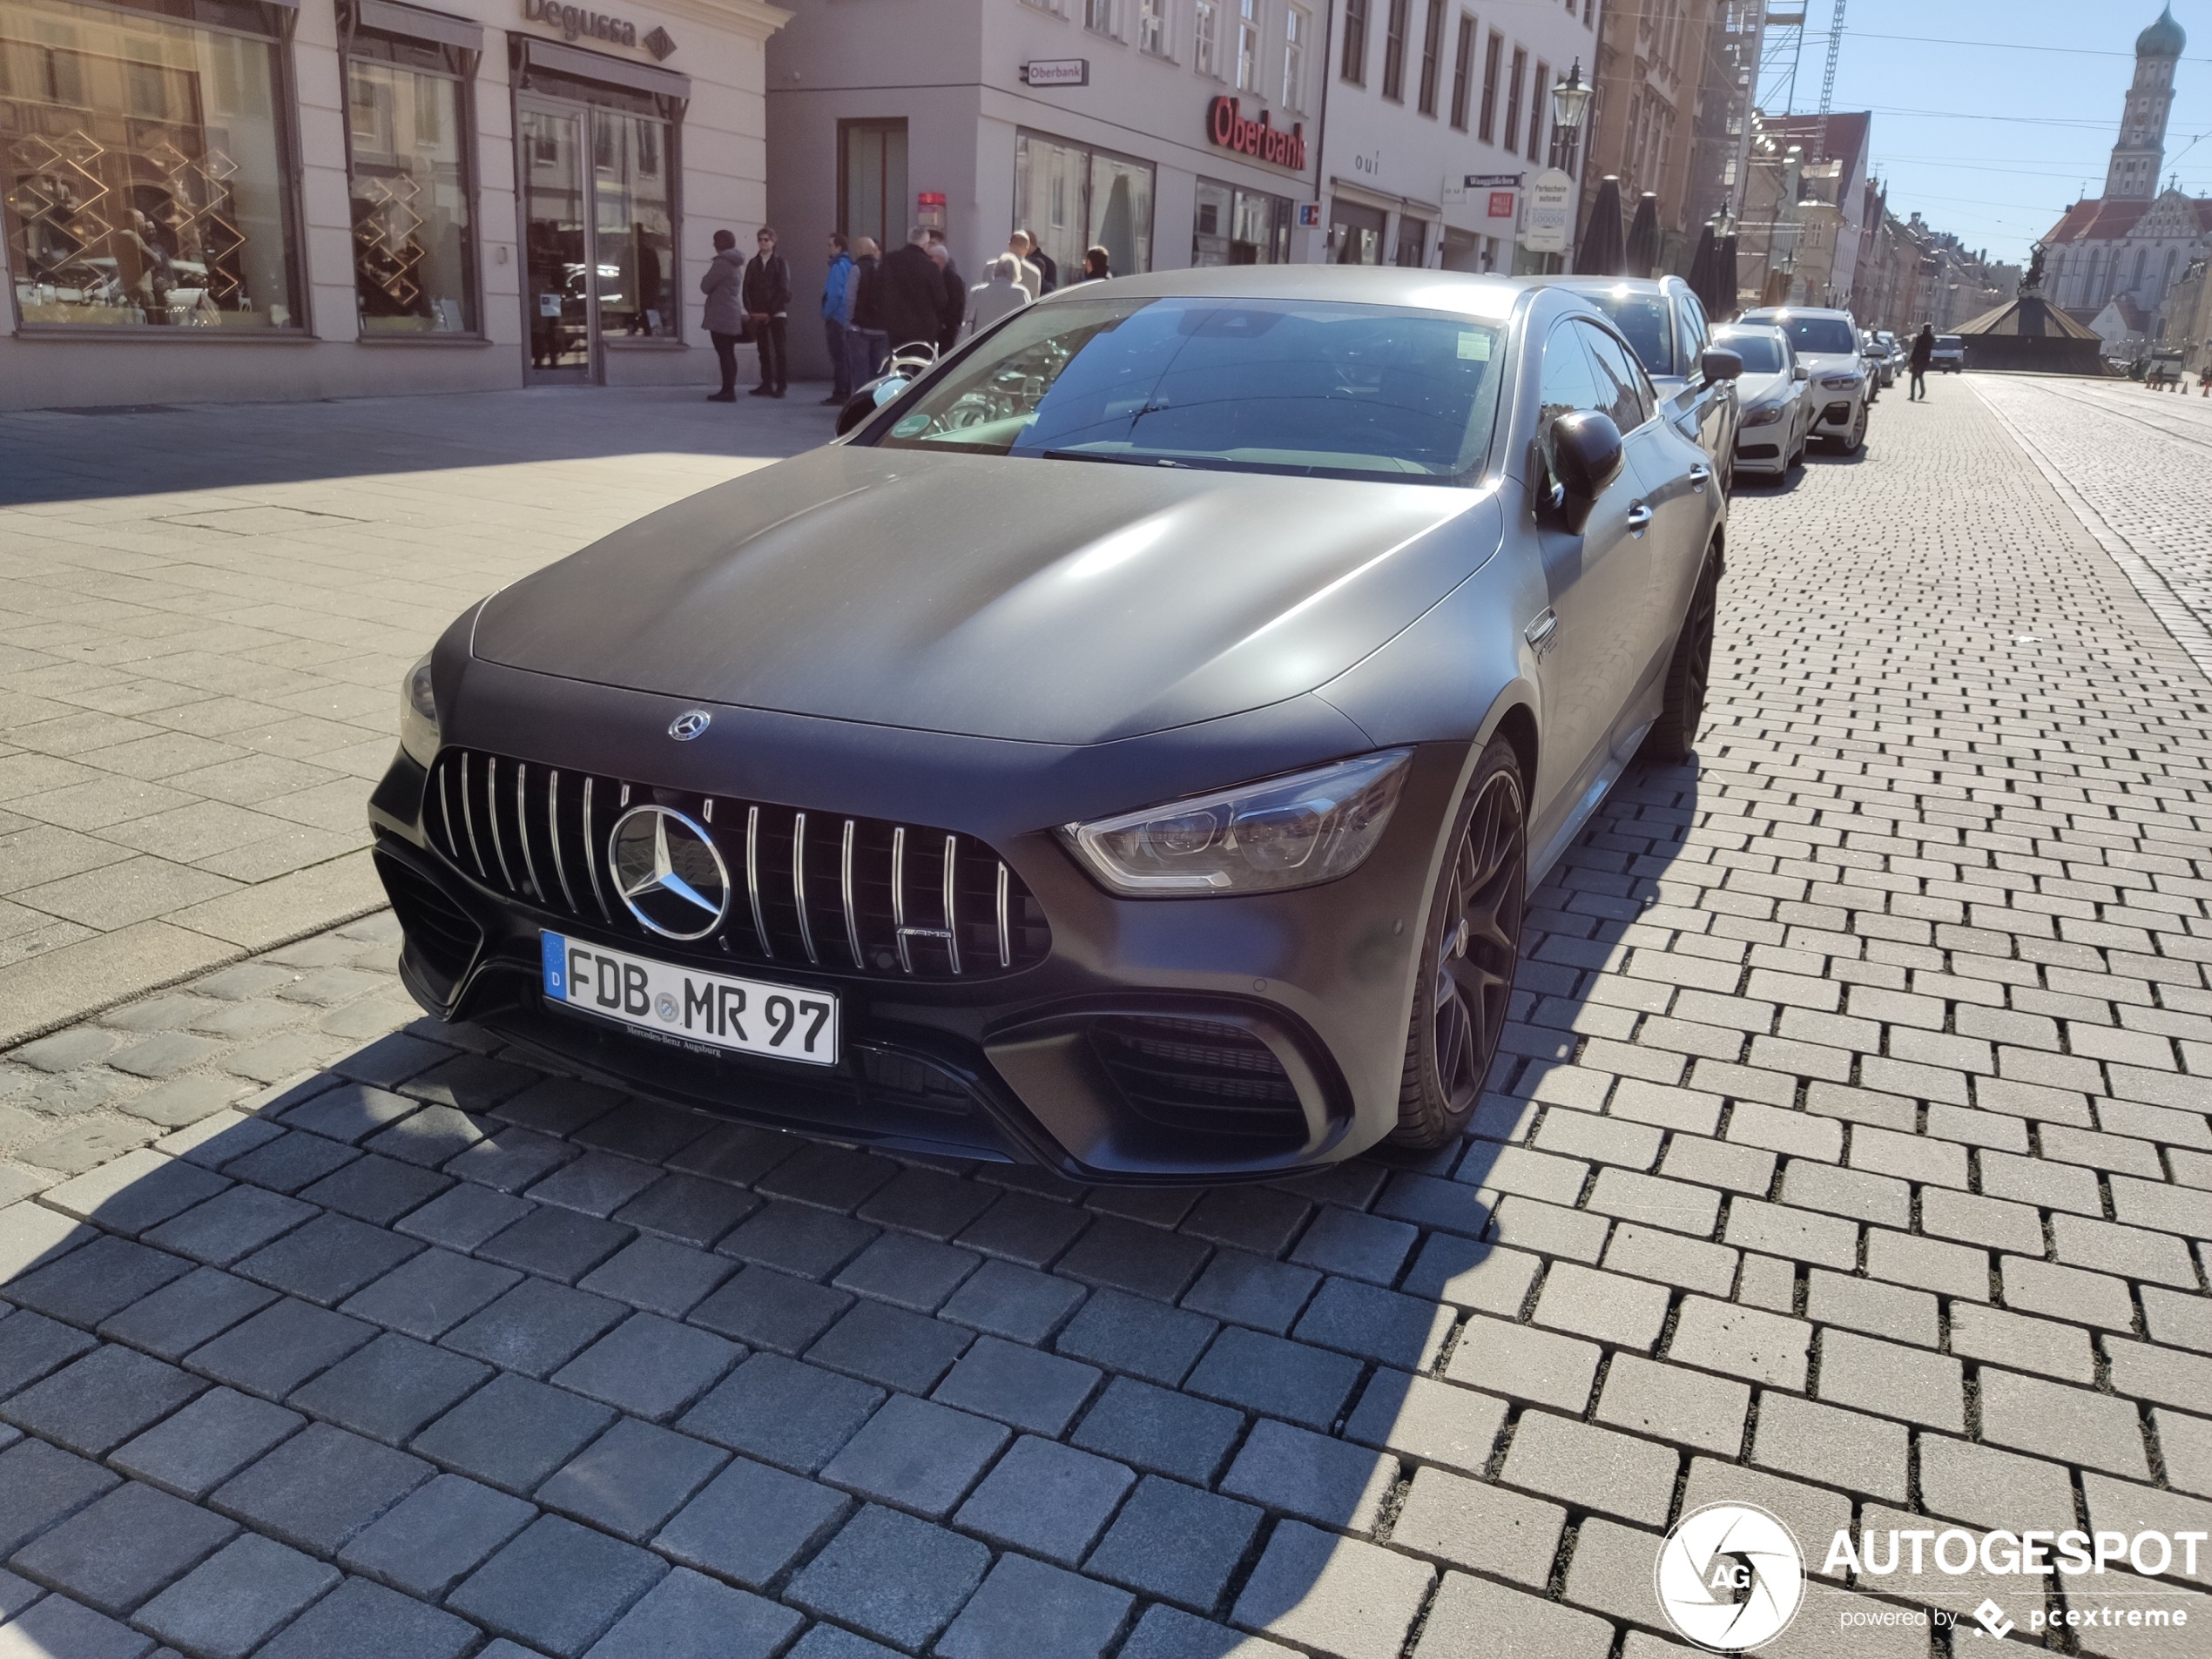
[347, 9, 481, 336]
[1, 0, 301, 329]
[1331, 198, 1385, 264]
[1191, 177, 1290, 265]
[1013, 129, 1153, 280]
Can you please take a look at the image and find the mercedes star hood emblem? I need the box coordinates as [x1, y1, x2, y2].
[669, 709, 711, 740]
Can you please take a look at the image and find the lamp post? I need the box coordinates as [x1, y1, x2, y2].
[1549, 59, 1592, 175]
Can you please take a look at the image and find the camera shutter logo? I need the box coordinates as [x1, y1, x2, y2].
[608, 806, 730, 941]
[1654, 1502, 1806, 1651]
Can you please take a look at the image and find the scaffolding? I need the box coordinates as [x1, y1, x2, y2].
[1757, 6, 1805, 115]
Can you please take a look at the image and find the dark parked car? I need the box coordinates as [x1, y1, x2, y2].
[371, 267, 1734, 1180]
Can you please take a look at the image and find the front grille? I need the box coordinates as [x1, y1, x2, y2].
[1738, 442, 1780, 461]
[1090, 1015, 1308, 1143]
[1822, 401, 1851, 423]
[421, 747, 1049, 981]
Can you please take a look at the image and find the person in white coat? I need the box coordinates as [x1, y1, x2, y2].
[964, 255, 1032, 340]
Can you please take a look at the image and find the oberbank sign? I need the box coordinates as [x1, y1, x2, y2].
[1654, 1503, 2203, 1651]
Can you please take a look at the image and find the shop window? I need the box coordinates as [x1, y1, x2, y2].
[1395, 215, 1426, 266]
[1416, 0, 1441, 114]
[1477, 29, 1501, 142]
[1137, 0, 1168, 56]
[1331, 197, 1385, 264]
[1, 0, 301, 328]
[347, 40, 476, 335]
[1339, 0, 1366, 84]
[1014, 129, 1152, 280]
[1281, 4, 1306, 108]
[1235, 0, 1258, 91]
[1192, 176, 1289, 265]
[839, 118, 907, 251]
[1448, 13, 1472, 130]
[592, 107, 672, 337]
[1193, 0, 1218, 76]
[1380, 0, 1407, 100]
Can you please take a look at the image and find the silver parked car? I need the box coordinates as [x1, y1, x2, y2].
[373, 267, 1736, 1177]
[1742, 306, 1870, 453]
[1713, 323, 1810, 477]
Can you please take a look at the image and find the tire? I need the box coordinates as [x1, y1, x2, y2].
[1392, 740, 1527, 1149]
[1843, 401, 1867, 455]
[1642, 550, 1720, 764]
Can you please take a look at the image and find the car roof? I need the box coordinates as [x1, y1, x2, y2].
[1025, 263, 1526, 323]
[1543, 275, 1686, 300]
[1742, 306, 1855, 322]
[1714, 322, 1787, 337]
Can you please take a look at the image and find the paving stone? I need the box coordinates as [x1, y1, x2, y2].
[1595, 1352, 1751, 1455]
[1, 1234, 192, 1327]
[184, 1297, 373, 1400]
[1917, 1434, 2079, 1534]
[1723, 1195, 1858, 1269]
[0, 1595, 153, 1659]
[932, 1333, 1100, 1435]
[338, 1247, 522, 1339]
[717, 1203, 879, 1279]
[1556, 1514, 1670, 1629]
[161, 1112, 285, 1171]
[1979, 1367, 2150, 1478]
[1665, 1295, 1811, 1389]
[278, 1082, 420, 1145]
[678, 1353, 883, 1475]
[1186, 1325, 1363, 1430]
[550, 1312, 738, 1421]
[577, 1236, 735, 1318]
[109, 1386, 300, 1501]
[138, 1184, 316, 1269]
[1071, 1374, 1244, 1486]
[1177, 1251, 1318, 1336]
[570, 1099, 713, 1165]
[210, 1420, 431, 1554]
[818, 1393, 1007, 1520]
[441, 1123, 576, 1194]
[1422, 1569, 1612, 1659]
[366, 1106, 492, 1171]
[294, 1153, 449, 1226]
[1530, 1261, 1671, 1352]
[936, 1552, 1132, 1659]
[133, 1533, 340, 1659]
[686, 1264, 851, 1356]
[583, 1565, 804, 1659]
[651, 1456, 850, 1591]
[1601, 1222, 1739, 1298]
[252, 1574, 479, 1659]
[1285, 1206, 1417, 1287]
[1342, 1368, 1509, 1478]
[938, 1258, 1086, 1344]
[410, 1372, 615, 1495]
[492, 1075, 624, 1138]
[448, 1515, 669, 1658]
[287, 1330, 489, 1445]
[611, 1173, 757, 1247]
[951, 1433, 1134, 1566]
[1443, 1313, 1602, 1412]
[1804, 1269, 1939, 1347]
[1055, 1288, 1217, 1387]
[806, 1298, 970, 1393]
[1179, 1186, 1311, 1257]
[1677, 1456, 1854, 1580]
[2142, 1287, 2212, 1355]
[1498, 1410, 1677, 1527]
[2000, 1256, 2136, 1332]
[1751, 1391, 1909, 1501]
[440, 1278, 627, 1378]
[1230, 1519, 1433, 1659]
[0, 1437, 118, 1556]
[2107, 1337, 2212, 1413]
[1119, 1606, 1298, 1659]
[217, 1129, 358, 1194]
[1389, 1467, 1565, 1588]
[1863, 1228, 1990, 1301]
[1291, 1276, 1453, 1372]
[231, 1211, 420, 1307]
[855, 1168, 997, 1243]
[9, 1479, 234, 1617]
[94, 1268, 275, 1361]
[1057, 1216, 1212, 1302]
[1922, 1187, 2044, 1254]
[829, 1233, 981, 1313]
[785, 1504, 989, 1650]
[2, 1342, 204, 1456]
[40, 1151, 227, 1237]
[336, 1473, 535, 1599]
[2150, 1409, 2212, 1501]
[1816, 1328, 1964, 1432]
[399, 1055, 539, 1116]
[1948, 1302, 2096, 1384]
[0, 1308, 98, 1395]
[1221, 1417, 1397, 1532]
[395, 1183, 533, 1251]
[954, 1192, 1090, 1267]
[537, 1417, 725, 1542]
[478, 1205, 635, 1285]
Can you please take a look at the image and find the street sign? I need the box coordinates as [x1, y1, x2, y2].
[1022, 58, 1088, 86]
[1520, 168, 1575, 253]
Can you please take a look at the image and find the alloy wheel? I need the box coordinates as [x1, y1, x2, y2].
[1430, 768, 1527, 1111]
[1678, 568, 1718, 736]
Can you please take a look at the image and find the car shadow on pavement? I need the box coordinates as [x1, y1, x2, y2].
[0, 753, 1728, 1659]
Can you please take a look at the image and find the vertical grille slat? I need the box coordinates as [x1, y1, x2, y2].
[421, 748, 1046, 981]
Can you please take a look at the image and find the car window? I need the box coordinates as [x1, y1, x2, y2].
[1751, 313, 1858, 355]
[1581, 290, 1676, 376]
[1539, 320, 1610, 426]
[1575, 322, 1653, 431]
[1676, 293, 1708, 372]
[1714, 332, 1784, 374]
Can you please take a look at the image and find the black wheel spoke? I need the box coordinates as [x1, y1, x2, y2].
[1426, 766, 1527, 1116]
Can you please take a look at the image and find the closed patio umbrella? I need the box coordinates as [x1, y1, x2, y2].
[1716, 234, 1740, 320]
[1686, 224, 1720, 314]
[1625, 192, 1662, 279]
[1575, 176, 1625, 277]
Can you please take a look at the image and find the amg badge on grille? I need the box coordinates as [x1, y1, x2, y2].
[668, 710, 711, 740]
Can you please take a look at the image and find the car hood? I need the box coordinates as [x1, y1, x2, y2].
[1738, 370, 1794, 407]
[471, 445, 1501, 746]
[1799, 353, 1861, 380]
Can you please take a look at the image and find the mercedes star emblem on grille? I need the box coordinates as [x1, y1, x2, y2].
[608, 805, 730, 940]
[668, 710, 711, 740]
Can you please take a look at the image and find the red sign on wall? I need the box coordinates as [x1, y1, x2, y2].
[1205, 96, 1308, 172]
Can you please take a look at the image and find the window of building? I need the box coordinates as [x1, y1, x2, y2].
[1014, 130, 1153, 280]
[346, 18, 479, 338]
[1138, 0, 1169, 56]
[590, 107, 673, 340]
[1527, 57, 1547, 160]
[839, 119, 907, 254]
[1195, 0, 1220, 76]
[1477, 30, 1501, 142]
[1395, 215, 1426, 266]
[1380, 0, 1408, 99]
[1340, 0, 1367, 84]
[1448, 12, 1474, 129]
[1086, 0, 1121, 38]
[1192, 177, 1291, 264]
[1236, 0, 1259, 90]
[1416, 0, 1443, 115]
[2, 0, 303, 330]
[1331, 197, 1386, 263]
[1502, 45, 1525, 155]
[1282, 4, 1307, 107]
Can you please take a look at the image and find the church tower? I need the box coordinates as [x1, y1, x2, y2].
[2105, 6, 2185, 200]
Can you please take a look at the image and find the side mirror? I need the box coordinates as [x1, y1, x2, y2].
[1541, 409, 1624, 535]
[1792, 363, 1811, 382]
[834, 374, 912, 437]
[1701, 348, 1743, 383]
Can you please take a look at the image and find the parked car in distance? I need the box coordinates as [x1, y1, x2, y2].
[1862, 330, 1894, 391]
[1743, 306, 1870, 453]
[1547, 274, 1742, 492]
[1931, 334, 1966, 373]
[372, 267, 1734, 1180]
[1713, 323, 1809, 478]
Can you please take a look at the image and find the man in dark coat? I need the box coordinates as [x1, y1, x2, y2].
[1021, 229, 1058, 294]
[740, 226, 792, 397]
[927, 238, 965, 355]
[878, 227, 948, 360]
[698, 228, 747, 401]
[1907, 323, 1934, 401]
[849, 237, 887, 383]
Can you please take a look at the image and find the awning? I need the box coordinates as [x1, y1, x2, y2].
[356, 0, 483, 51]
[521, 36, 690, 102]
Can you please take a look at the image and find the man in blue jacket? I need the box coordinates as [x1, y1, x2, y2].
[820, 233, 856, 406]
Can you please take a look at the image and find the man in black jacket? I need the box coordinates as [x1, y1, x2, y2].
[850, 237, 886, 383]
[878, 227, 948, 361]
[740, 226, 791, 396]
[927, 237, 965, 355]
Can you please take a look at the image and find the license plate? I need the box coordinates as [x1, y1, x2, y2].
[542, 933, 839, 1067]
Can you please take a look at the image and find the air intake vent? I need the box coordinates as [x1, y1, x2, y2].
[419, 747, 1049, 981]
[1090, 1015, 1309, 1143]
[375, 851, 483, 996]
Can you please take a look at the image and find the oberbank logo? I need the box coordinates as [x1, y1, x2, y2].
[1654, 1503, 1806, 1651]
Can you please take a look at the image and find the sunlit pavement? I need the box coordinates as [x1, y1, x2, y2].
[1, 374, 2209, 1659]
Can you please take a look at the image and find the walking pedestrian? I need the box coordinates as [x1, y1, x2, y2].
[1004, 232, 1042, 301]
[964, 253, 1030, 339]
[1907, 323, 1933, 401]
[925, 239, 965, 355]
[2200, 362, 2210, 397]
[879, 226, 946, 363]
[820, 233, 856, 405]
[698, 228, 747, 402]
[741, 226, 791, 397]
[850, 237, 887, 386]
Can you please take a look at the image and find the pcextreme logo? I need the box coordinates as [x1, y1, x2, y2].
[1654, 1503, 1806, 1651]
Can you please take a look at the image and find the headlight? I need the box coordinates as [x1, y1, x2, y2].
[400, 653, 439, 767]
[1742, 403, 1784, 427]
[1063, 749, 1413, 895]
[1821, 374, 1859, 389]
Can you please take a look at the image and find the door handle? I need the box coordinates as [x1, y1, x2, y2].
[1688, 464, 1711, 493]
[1625, 502, 1653, 534]
[1524, 608, 1559, 656]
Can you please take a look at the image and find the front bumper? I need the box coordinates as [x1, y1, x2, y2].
[369, 666, 1469, 1183]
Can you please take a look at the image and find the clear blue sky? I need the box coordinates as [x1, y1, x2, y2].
[1771, 0, 2210, 264]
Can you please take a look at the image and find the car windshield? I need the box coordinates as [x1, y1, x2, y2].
[1716, 333, 1785, 374]
[1761, 315, 1857, 354]
[863, 294, 1507, 482]
[1937, 336, 1962, 348]
[1579, 291, 1675, 375]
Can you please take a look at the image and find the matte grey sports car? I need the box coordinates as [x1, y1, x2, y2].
[370, 266, 1734, 1180]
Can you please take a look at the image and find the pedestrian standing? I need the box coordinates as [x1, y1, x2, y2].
[1077, 245, 1110, 284]
[1907, 323, 1933, 401]
[1004, 232, 1042, 301]
[820, 233, 856, 405]
[2200, 363, 2210, 398]
[879, 226, 946, 361]
[964, 253, 1030, 339]
[698, 228, 746, 402]
[926, 239, 965, 355]
[741, 226, 791, 397]
[849, 237, 887, 386]
[1023, 231, 1059, 294]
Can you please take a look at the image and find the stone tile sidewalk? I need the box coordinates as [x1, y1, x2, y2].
[0, 388, 834, 1047]
[0, 377, 2207, 1659]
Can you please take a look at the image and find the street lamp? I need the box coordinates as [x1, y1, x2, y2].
[1551, 60, 1592, 135]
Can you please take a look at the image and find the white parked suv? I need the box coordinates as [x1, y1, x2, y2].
[1741, 306, 1869, 454]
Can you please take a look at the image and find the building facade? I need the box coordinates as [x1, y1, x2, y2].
[0, 0, 786, 409]
[764, 0, 1597, 381]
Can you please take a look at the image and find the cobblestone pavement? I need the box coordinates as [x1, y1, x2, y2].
[1, 379, 2210, 1659]
[0, 388, 833, 1046]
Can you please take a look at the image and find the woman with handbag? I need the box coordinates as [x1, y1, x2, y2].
[699, 229, 750, 402]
